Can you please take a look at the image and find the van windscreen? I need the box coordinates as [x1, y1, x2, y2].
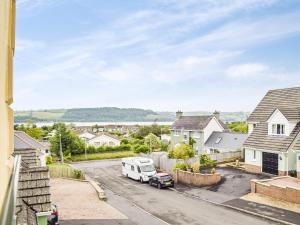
[140, 164, 155, 172]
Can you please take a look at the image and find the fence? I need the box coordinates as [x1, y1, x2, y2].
[142, 151, 242, 174]
[49, 166, 85, 180]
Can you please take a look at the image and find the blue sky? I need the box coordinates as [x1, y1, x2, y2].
[14, 0, 300, 112]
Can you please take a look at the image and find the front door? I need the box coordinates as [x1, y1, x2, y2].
[262, 152, 278, 175]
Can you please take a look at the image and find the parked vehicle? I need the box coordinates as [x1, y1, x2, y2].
[149, 173, 174, 189]
[47, 204, 59, 225]
[122, 157, 156, 182]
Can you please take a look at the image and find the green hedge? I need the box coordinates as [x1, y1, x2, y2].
[86, 144, 131, 154]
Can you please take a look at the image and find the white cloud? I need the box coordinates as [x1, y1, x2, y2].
[226, 63, 269, 78]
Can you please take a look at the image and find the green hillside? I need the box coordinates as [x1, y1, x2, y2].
[14, 107, 249, 123]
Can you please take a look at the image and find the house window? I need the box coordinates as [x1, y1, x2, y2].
[272, 124, 285, 135]
[174, 130, 180, 136]
[215, 137, 222, 144]
[253, 150, 256, 159]
[210, 149, 219, 154]
[184, 134, 188, 140]
[131, 165, 134, 171]
[253, 124, 257, 128]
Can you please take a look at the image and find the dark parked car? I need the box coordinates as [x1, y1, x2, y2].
[149, 173, 174, 189]
[47, 204, 59, 225]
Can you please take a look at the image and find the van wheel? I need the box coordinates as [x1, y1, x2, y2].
[158, 183, 162, 189]
[140, 177, 143, 183]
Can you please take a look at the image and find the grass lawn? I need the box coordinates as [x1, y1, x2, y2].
[71, 151, 136, 162]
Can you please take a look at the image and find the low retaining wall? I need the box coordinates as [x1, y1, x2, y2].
[251, 178, 300, 204]
[175, 170, 221, 187]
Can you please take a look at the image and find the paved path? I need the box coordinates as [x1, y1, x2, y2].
[225, 198, 300, 225]
[73, 159, 280, 225]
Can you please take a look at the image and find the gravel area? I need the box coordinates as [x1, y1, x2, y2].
[50, 178, 127, 220]
[241, 193, 300, 213]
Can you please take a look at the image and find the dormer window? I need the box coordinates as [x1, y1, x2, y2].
[272, 124, 285, 135]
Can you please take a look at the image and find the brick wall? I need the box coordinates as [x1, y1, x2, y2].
[175, 170, 221, 187]
[278, 171, 288, 176]
[245, 164, 261, 173]
[251, 179, 300, 204]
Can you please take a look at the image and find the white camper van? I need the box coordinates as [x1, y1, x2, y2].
[121, 157, 156, 182]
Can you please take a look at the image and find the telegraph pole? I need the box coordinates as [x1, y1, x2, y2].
[59, 133, 64, 164]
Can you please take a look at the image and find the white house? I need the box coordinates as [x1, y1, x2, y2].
[78, 131, 96, 140]
[88, 133, 121, 147]
[244, 86, 300, 177]
[170, 111, 228, 154]
[14, 131, 49, 166]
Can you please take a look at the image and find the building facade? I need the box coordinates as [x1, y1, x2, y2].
[0, 0, 17, 224]
[244, 86, 300, 177]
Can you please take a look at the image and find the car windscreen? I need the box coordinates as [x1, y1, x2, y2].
[160, 175, 172, 181]
[140, 164, 155, 172]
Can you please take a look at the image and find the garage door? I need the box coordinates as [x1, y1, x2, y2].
[262, 152, 278, 175]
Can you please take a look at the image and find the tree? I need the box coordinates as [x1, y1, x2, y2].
[26, 127, 44, 139]
[168, 144, 195, 160]
[50, 123, 85, 156]
[144, 133, 161, 151]
[228, 122, 248, 133]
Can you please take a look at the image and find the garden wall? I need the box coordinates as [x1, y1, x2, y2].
[175, 170, 221, 187]
[251, 178, 300, 204]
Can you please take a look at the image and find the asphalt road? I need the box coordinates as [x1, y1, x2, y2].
[73, 159, 280, 225]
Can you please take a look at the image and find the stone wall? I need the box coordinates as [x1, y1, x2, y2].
[175, 170, 221, 187]
[251, 178, 300, 204]
[245, 164, 261, 173]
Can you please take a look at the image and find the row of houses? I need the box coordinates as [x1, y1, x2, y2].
[169, 86, 300, 178]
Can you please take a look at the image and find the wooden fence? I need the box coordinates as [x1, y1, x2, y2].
[49, 166, 85, 180]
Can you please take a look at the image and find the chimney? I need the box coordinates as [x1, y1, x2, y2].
[213, 110, 220, 119]
[176, 111, 183, 119]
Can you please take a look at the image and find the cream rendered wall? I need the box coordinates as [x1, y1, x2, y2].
[244, 148, 262, 167]
[288, 150, 297, 171]
[278, 152, 288, 172]
[0, 0, 15, 213]
[88, 135, 121, 147]
[203, 117, 224, 143]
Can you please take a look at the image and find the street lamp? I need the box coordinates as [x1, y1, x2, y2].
[59, 133, 64, 164]
[84, 138, 87, 160]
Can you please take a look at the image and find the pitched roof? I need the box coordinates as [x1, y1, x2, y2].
[89, 132, 120, 141]
[205, 131, 248, 150]
[14, 148, 41, 167]
[277, 107, 300, 121]
[244, 122, 300, 152]
[170, 115, 227, 130]
[16, 167, 51, 214]
[248, 86, 300, 122]
[14, 131, 46, 150]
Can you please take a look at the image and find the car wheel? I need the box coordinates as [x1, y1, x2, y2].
[140, 177, 143, 183]
[149, 181, 152, 186]
[158, 183, 162, 189]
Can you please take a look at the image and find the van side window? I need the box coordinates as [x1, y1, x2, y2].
[122, 162, 125, 167]
[137, 166, 141, 173]
[131, 165, 134, 171]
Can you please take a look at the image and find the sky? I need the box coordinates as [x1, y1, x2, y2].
[14, 0, 300, 112]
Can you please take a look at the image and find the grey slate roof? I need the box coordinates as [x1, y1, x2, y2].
[14, 148, 41, 167]
[244, 122, 300, 152]
[14, 131, 46, 150]
[170, 115, 227, 131]
[16, 167, 51, 213]
[248, 86, 300, 122]
[205, 131, 248, 150]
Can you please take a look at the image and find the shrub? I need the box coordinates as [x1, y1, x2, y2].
[200, 154, 216, 167]
[46, 156, 53, 165]
[289, 169, 297, 177]
[173, 163, 188, 172]
[121, 138, 129, 145]
[210, 168, 216, 174]
[133, 145, 150, 154]
[64, 152, 72, 162]
[87, 145, 96, 154]
[73, 169, 83, 179]
[191, 162, 201, 173]
[161, 143, 169, 152]
[168, 144, 195, 159]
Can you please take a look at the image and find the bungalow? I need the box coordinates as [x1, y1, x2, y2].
[244, 86, 300, 178]
[14, 131, 49, 166]
[78, 130, 96, 140]
[88, 133, 121, 147]
[170, 111, 228, 154]
[205, 131, 248, 154]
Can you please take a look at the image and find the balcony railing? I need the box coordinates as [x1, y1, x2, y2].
[0, 155, 21, 225]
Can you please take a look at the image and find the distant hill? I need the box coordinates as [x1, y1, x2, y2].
[14, 107, 249, 123]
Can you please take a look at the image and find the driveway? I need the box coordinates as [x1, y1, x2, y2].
[73, 159, 279, 225]
[175, 167, 271, 204]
